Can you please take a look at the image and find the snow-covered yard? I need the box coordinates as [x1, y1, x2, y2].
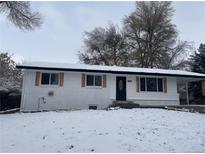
[0, 109, 205, 152]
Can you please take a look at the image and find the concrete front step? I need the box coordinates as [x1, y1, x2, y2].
[112, 101, 140, 109]
[112, 100, 134, 104]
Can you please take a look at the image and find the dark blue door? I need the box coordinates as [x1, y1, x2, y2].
[116, 77, 126, 101]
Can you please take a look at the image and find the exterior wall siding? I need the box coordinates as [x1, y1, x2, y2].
[21, 70, 179, 111]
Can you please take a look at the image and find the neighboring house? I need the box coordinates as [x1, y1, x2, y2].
[16, 62, 205, 111]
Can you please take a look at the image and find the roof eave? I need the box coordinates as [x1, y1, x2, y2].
[16, 65, 205, 79]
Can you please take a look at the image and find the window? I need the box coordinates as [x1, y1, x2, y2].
[51, 73, 59, 85]
[119, 80, 123, 91]
[147, 78, 157, 91]
[86, 75, 94, 86]
[158, 78, 163, 92]
[95, 75, 102, 86]
[89, 105, 97, 110]
[140, 78, 146, 91]
[41, 73, 50, 85]
[140, 77, 163, 92]
[86, 75, 102, 87]
[41, 73, 59, 85]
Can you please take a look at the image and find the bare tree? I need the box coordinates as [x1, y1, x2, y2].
[79, 24, 131, 66]
[124, 1, 191, 69]
[0, 1, 42, 30]
[161, 41, 193, 69]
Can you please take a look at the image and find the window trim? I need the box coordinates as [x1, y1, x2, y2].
[85, 74, 102, 87]
[140, 77, 164, 93]
[40, 72, 60, 86]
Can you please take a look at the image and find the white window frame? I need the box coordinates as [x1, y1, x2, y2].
[85, 74, 102, 87]
[40, 72, 60, 86]
[140, 77, 164, 92]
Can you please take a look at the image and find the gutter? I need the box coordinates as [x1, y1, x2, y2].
[16, 65, 205, 79]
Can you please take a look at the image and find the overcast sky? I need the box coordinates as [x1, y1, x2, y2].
[0, 1, 205, 63]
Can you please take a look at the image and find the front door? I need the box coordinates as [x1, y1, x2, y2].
[116, 76, 126, 101]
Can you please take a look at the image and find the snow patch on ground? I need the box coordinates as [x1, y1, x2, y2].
[1, 109, 205, 152]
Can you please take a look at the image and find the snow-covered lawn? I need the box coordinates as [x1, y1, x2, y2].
[1, 109, 205, 152]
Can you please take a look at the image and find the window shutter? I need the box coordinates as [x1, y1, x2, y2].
[202, 80, 205, 96]
[102, 75, 107, 88]
[163, 78, 167, 93]
[59, 72, 64, 87]
[81, 74, 85, 87]
[136, 76, 140, 92]
[35, 72, 40, 86]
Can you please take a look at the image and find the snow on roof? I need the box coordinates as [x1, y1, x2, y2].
[16, 61, 205, 78]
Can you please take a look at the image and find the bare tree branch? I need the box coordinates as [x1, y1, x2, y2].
[0, 1, 42, 30]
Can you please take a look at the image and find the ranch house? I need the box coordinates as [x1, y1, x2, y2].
[16, 62, 205, 111]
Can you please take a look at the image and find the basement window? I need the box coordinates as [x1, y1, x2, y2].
[89, 105, 97, 110]
[86, 75, 102, 87]
[140, 77, 163, 92]
[41, 73, 59, 85]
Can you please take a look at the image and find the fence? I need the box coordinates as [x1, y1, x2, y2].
[0, 93, 21, 111]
